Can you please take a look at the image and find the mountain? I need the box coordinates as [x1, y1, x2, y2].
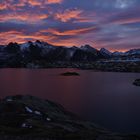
[0, 40, 140, 68]
[0, 41, 106, 63]
[124, 49, 140, 56]
[0, 95, 137, 140]
[80, 44, 97, 52]
[112, 51, 124, 56]
[112, 49, 140, 57]
[99, 48, 112, 58]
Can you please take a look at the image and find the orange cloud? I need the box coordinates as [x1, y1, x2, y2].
[0, 0, 63, 11]
[46, 0, 63, 4]
[0, 30, 56, 45]
[112, 18, 140, 25]
[55, 9, 83, 22]
[41, 26, 98, 36]
[0, 29, 94, 47]
[0, 31, 130, 52]
[28, 0, 42, 6]
[74, 19, 96, 23]
[0, 0, 27, 11]
[0, 12, 48, 23]
[0, 3, 7, 10]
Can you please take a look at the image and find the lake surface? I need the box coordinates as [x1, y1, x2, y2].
[0, 68, 140, 133]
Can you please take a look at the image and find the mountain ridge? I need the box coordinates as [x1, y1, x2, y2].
[0, 40, 140, 57]
[0, 40, 139, 72]
[1, 40, 140, 55]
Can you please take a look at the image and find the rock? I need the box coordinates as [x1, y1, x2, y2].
[133, 79, 140, 86]
[0, 95, 139, 139]
[61, 72, 80, 76]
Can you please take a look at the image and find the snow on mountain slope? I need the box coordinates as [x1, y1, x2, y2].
[20, 42, 30, 51]
[80, 45, 97, 52]
[112, 51, 124, 56]
[100, 48, 112, 56]
[124, 49, 140, 55]
[67, 46, 78, 58]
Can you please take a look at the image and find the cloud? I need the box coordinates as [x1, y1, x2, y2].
[55, 8, 83, 22]
[115, 0, 135, 9]
[0, 3, 7, 10]
[27, 0, 43, 6]
[0, 12, 48, 23]
[46, 0, 63, 4]
[105, 7, 140, 25]
[0, 0, 140, 51]
[41, 26, 98, 36]
[0, 0, 63, 11]
[27, 0, 63, 6]
[0, 30, 55, 44]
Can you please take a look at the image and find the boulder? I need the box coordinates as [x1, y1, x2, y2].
[133, 79, 140, 86]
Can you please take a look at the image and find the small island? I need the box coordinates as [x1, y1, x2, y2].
[61, 72, 80, 76]
[133, 79, 140, 86]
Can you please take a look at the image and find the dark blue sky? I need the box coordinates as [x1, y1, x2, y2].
[0, 0, 140, 51]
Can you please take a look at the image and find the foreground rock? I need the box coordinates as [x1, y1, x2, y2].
[133, 79, 140, 86]
[0, 95, 139, 140]
[61, 72, 80, 76]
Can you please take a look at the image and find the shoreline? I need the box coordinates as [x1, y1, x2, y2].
[0, 95, 140, 140]
[0, 61, 140, 73]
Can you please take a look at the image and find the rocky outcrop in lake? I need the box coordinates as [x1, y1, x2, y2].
[0, 95, 140, 140]
[133, 79, 140, 86]
[61, 72, 80, 76]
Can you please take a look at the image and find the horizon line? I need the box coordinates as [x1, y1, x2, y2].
[0, 40, 138, 53]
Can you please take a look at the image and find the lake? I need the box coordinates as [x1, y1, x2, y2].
[0, 68, 140, 133]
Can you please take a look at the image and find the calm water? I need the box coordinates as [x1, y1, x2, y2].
[0, 68, 140, 133]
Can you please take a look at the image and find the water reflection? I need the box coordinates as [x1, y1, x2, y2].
[0, 68, 140, 133]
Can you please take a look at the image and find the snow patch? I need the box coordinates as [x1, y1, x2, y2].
[34, 111, 41, 115]
[25, 106, 33, 113]
[80, 45, 97, 52]
[21, 123, 32, 128]
[20, 43, 30, 51]
[100, 48, 112, 56]
[112, 51, 124, 56]
[46, 117, 51, 121]
[6, 99, 13, 102]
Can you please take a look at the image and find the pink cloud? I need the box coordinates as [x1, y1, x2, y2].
[55, 8, 83, 22]
[41, 26, 98, 36]
[0, 12, 48, 23]
[0, 30, 56, 45]
[0, 0, 63, 11]
[46, 0, 63, 4]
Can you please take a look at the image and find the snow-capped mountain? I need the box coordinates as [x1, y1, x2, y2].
[0, 40, 139, 66]
[100, 48, 112, 57]
[66, 46, 78, 58]
[124, 49, 140, 56]
[112, 51, 124, 56]
[20, 40, 56, 51]
[80, 44, 97, 52]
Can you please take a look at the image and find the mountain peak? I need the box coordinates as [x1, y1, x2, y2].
[35, 40, 42, 44]
[100, 48, 112, 56]
[81, 44, 92, 49]
[80, 44, 97, 52]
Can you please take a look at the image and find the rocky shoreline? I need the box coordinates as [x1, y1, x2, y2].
[0, 95, 140, 140]
[24, 61, 140, 73]
[133, 79, 140, 86]
[1, 60, 140, 73]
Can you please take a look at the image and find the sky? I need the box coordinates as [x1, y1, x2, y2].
[0, 0, 140, 51]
